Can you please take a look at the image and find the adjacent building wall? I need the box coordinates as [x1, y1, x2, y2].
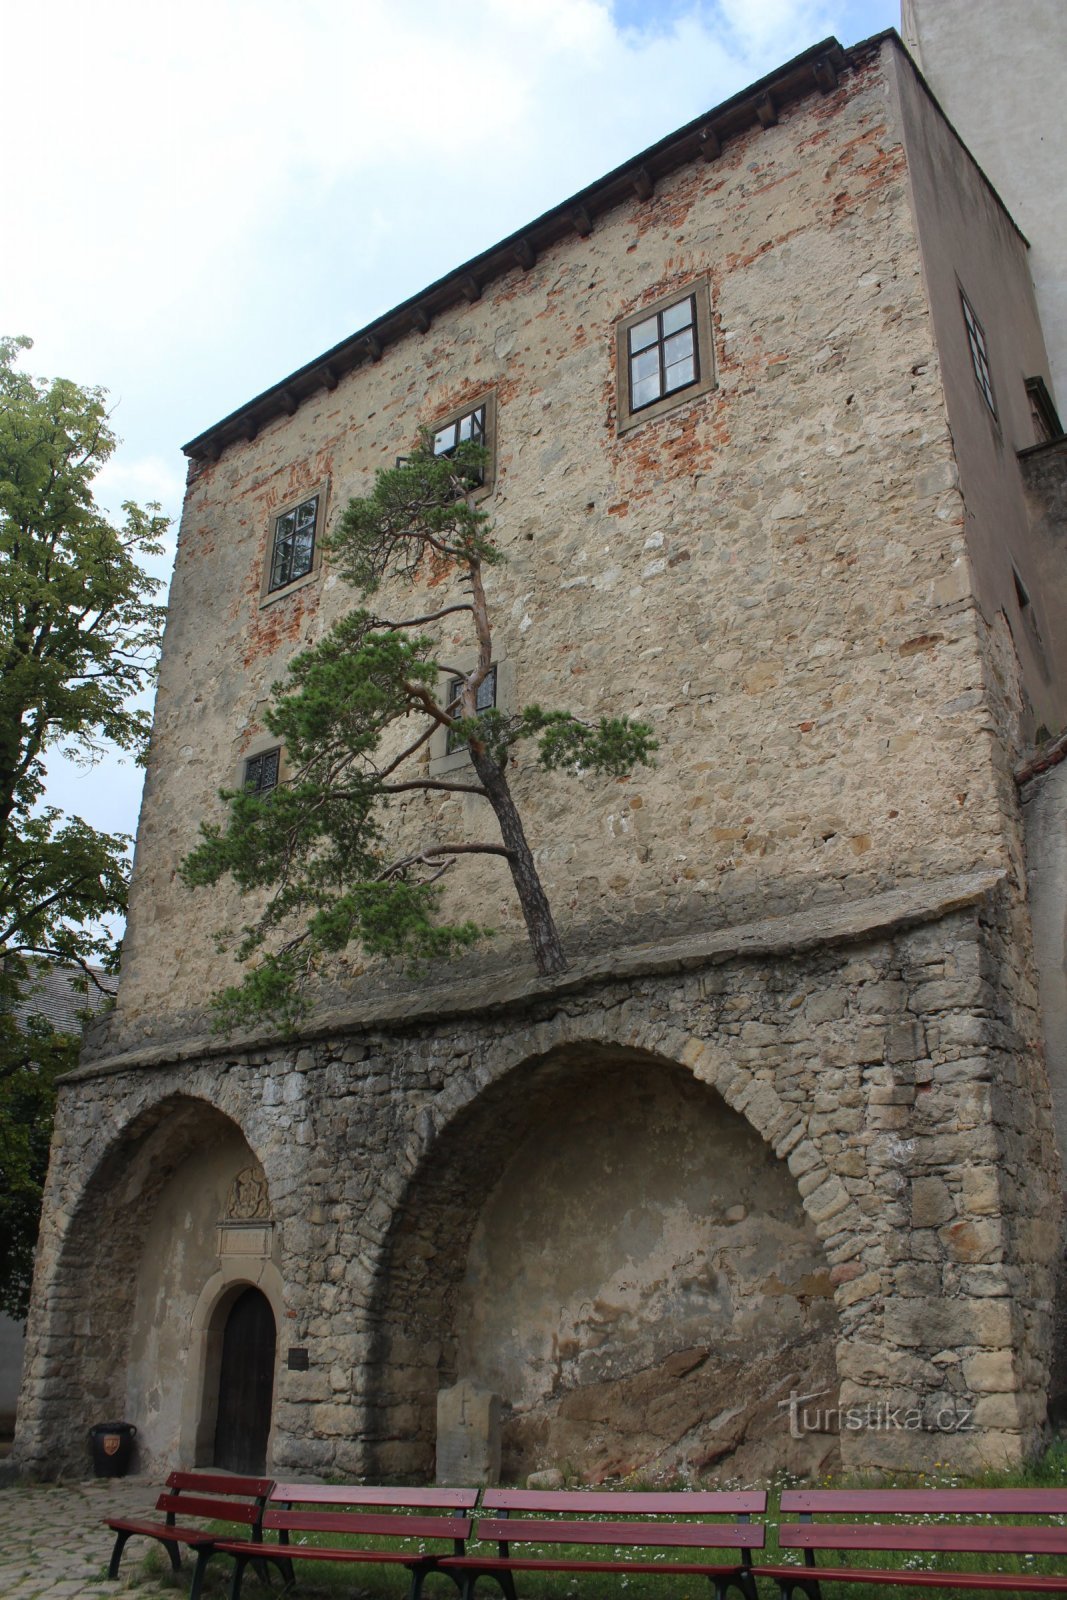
[891, 44, 1067, 744]
[902, 0, 1067, 409]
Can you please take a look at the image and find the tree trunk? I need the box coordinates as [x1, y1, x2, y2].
[470, 745, 569, 976]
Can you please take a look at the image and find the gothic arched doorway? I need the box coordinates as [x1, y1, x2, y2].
[214, 1287, 276, 1473]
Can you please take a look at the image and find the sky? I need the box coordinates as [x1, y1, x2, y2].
[4, 0, 898, 869]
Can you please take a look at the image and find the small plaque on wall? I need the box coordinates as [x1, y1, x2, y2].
[216, 1221, 273, 1259]
[287, 1348, 310, 1371]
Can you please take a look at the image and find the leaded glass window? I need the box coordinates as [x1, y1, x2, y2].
[628, 295, 698, 413]
[268, 494, 319, 592]
[244, 748, 280, 796]
[446, 665, 497, 753]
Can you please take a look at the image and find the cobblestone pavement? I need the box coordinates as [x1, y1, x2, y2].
[0, 1478, 182, 1599]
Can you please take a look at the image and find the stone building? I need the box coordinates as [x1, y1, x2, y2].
[14, 28, 1067, 1483]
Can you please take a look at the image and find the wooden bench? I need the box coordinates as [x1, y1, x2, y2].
[435, 1487, 767, 1600]
[104, 1469, 274, 1597]
[760, 1488, 1067, 1598]
[214, 1483, 479, 1599]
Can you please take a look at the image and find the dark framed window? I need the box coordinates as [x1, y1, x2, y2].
[434, 404, 486, 459]
[244, 748, 280, 796]
[268, 494, 319, 594]
[446, 665, 497, 754]
[616, 282, 715, 433]
[1025, 376, 1062, 445]
[961, 292, 996, 417]
[628, 296, 699, 412]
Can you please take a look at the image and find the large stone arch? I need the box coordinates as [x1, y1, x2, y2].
[365, 1018, 858, 1482]
[19, 1089, 282, 1476]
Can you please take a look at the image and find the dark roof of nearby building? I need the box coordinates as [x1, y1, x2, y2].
[184, 32, 880, 465]
[9, 963, 118, 1035]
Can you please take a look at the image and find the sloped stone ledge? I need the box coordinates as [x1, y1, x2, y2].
[66, 866, 1007, 1084]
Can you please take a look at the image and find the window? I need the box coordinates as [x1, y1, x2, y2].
[1025, 377, 1062, 445]
[263, 490, 324, 599]
[961, 291, 996, 417]
[244, 748, 280, 796]
[445, 664, 497, 753]
[429, 652, 514, 776]
[616, 281, 715, 432]
[434, 403, 486, 464]
[421, 393, 496, 497]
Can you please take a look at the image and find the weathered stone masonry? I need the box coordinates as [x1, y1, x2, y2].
[15, 31, 1067, 1481]
[17, 873, 1058, 1479]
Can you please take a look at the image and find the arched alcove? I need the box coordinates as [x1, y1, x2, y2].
[367, 1042, 841, 1481]
[40, 1094, 279, 1474]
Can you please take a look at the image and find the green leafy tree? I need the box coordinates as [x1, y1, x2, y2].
[0, 335, 168, 1318]
[183, 437, 656, 1031]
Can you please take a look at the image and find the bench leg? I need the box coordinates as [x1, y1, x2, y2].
[714, 1572, 759, 1600]
[189, 1548, 216, 1600]
[230, 1554, 250, 1600]
[161, 1538, 183, 1576]
[778, 1578, 822, 1600]
[107, 1530, 131, 1581]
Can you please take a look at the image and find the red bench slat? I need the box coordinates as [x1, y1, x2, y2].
[166, 1470, 273, 1497]
[760, 1566, 1067, 1593]
[156, 1492, 260, 1524]
[271, 1482, 478, 1509]
[781, 1524, 1067, 1557]
[218, 1539, 445, 1565]
[781, 1490, 1067, 1516]
[476, 1516, 765, 1549]
[483, 1488, 766, 1515]
[264, 1509, 473, 1540]
[443, 1555, 751, 1574]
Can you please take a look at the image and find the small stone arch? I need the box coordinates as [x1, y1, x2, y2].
[23, 1089, 280, 1476]
[364, 1024, 852, 1482]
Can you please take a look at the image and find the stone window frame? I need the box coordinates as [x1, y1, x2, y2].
[959, 288, 997, 419]
[259, 480, 329, 606]
[429, 649, 515, 777]
[616, 278, 715, 434]
[426, 392, 497, 501]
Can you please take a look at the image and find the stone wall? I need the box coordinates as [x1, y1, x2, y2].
[17, 876, 1058, 1480]
[105, 39, 1025, 1053]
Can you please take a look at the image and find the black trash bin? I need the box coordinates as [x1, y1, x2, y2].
[88, 1421, 137, 1478]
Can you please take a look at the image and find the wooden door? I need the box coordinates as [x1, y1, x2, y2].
[213, 1287, 276, 1474]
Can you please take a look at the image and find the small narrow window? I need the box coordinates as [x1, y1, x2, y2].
[268, 494, 319, 593]
[961, 292, 996, 417]
[244, 748, 280, 796]
[1025, 377, 1062, 445]
[446, 666, 497, 753]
